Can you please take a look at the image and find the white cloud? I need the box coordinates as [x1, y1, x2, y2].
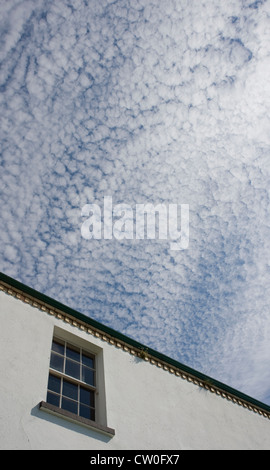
[1, 0, 270, 405]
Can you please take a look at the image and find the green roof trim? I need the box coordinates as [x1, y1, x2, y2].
[1, 271, 270, 415]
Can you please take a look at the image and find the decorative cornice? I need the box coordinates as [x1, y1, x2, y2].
[1, 272, 270, 421]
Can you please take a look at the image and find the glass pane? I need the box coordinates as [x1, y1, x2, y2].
[82, 366, 95, 386]
[66, 344, 80, 362]
[48, 374, 61, 394]
[47, 391, 60, 407]
[80, 387, 95, 407]
[63, 379, 78, 401]
[50, 351, 64, 372]
[51, 340, 64, 355]
[65, 358, 80, 379]
[82, 353, 94, 369]
[62, 397, 78, 415]
[79, 404, 95, 421]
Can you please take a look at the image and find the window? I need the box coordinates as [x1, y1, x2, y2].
[41, 330, 115, 437]
[47, 338, 96, 422]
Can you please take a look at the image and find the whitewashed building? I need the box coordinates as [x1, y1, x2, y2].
[0, 271, 270, 450]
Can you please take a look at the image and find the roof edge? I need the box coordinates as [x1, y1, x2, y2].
[1, 271, 270, 418]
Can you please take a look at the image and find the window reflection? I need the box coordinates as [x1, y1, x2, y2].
[47, 338, 96, 422]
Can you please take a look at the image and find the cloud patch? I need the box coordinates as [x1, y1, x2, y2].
[1, 0, 270, 405]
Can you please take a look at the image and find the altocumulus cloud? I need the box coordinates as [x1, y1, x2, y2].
[1, 0, 270, 404]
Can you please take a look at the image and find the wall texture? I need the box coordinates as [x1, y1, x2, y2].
[1, 289, 270, 450]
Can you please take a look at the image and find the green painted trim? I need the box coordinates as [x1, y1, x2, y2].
[1, 271, 270, 414]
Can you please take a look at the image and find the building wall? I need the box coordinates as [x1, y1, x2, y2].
[0, 290, 270, 450]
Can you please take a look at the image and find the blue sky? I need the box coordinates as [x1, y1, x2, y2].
[1, 0, 270, 405]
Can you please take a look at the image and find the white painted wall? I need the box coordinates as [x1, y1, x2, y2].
[0, 290, 270, 450]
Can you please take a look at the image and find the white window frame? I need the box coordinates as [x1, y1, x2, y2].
[47, 337, 96, 421]
[40, 326, 114, 437]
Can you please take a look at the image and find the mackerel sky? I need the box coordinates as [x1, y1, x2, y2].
[1, 0, 270, 405]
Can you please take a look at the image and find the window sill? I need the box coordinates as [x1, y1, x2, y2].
[39, 401, 115, 438]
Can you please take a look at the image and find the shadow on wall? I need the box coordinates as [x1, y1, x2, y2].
[31, 403, 112, 445]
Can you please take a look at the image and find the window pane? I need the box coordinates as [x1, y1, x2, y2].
[63, 379, 78, 401]
[48, 338, 97, 421]
[79, 404, 95, 421]
[62, 397, 78, 415]
[51, 340, 64, 355]
[65, 358, 80, 379]
[82, 353, 94, 369]
[82, 366, 95, 386]
[80, 387, 95, 407]
[48, 374, 61, 394]
[50, 351, 64, 372]
[66, 344, 80, 362]
[47, 391, 60, 407]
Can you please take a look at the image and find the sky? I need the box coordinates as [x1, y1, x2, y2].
[1, 0, 270, 406]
